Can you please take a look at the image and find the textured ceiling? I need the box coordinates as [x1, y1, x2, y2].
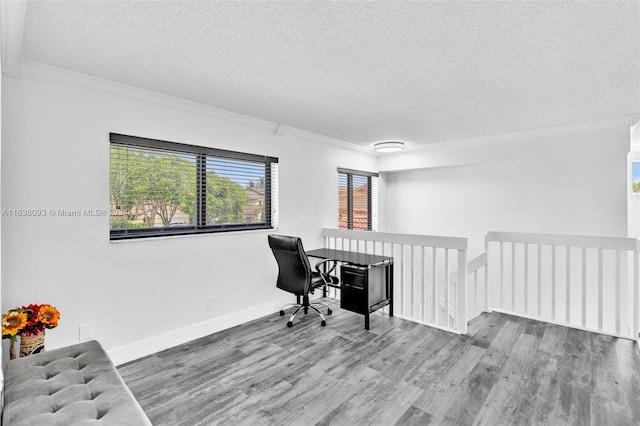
[19, 1, 640, 148]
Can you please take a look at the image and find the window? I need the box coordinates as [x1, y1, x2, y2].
[110, 133, 278, 240]
[338, 168, 378, 231]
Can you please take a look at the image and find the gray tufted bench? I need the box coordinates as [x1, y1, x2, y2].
[2, 340, 152, 425]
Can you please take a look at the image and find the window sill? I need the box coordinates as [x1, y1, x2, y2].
[109, 226, 278, 243]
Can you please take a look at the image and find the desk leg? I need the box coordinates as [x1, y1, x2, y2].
[388, 262, 394, 317]
[364, 270, 370, 330]
[321, 261, 327, 297]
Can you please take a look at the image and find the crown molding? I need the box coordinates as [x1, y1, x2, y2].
[18, 60, 370, 154]
[403, 116, 636, 154]
[1, 0, 26, 78]
[20, 60, 277, 131]
[280, 124, 371, 153]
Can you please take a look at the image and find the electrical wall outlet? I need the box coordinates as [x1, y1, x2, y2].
[206, 298, 214, 311]
[79, 323, 93, 341]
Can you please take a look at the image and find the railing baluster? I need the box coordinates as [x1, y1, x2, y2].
[634, 251, 639, 342]
[410, 245, 415, 321]
[598, 248, 603, 331]
[615, 249, 621, 335]
[500, 241, 504, 310]
[400, 244, 405, 318]
[566, 246, 571, 323]
[467, 269, 478, 316]
[457, 249, 467, 333]
[422, 246, 428, 323]
[552, 245, 556, 321]
[582, 247, 587, 328]
[484, 251, 489, 313]
[524, 243, 529, 315]
[432, 248, 438, 326]
[511, 242, 516, 311]
[537, 244, 542, 317]
[445, 248, 450, 329]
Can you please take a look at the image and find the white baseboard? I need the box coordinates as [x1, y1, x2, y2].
[108, 297, 291, 366]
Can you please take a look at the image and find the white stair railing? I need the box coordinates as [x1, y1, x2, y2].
[429, 252, 490, 325]
[321, 228, 469, 334]
[485, 231, 640, 341]
[465, 252, 489, 322]
[321, 229, 640, 342]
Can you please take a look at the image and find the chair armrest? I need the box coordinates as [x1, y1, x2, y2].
[314, 259, 339, 287]
[315, 258, 337, 276]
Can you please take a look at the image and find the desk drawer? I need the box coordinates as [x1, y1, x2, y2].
[341, 267, 365, 289]
[341, 266, 366, 314]
[341, 286, 366, 314]
[340, 264, 389, 315]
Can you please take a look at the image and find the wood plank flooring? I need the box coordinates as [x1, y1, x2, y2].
[118, 299, 640, 425]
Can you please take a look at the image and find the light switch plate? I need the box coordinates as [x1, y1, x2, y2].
[79, 324, 93, 341]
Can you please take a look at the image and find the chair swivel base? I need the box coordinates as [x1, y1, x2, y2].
[279, 301, 332, 327]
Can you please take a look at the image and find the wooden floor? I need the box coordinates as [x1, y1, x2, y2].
[118, 299, 640, 425]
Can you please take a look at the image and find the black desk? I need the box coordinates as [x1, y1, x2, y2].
[306, 248, 394, 330]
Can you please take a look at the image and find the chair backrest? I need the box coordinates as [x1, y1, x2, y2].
[268, 234, 312, 296]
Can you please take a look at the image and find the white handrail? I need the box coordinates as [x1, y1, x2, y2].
[486, 231, 640, 251]
[468, 252, 488, 272]
[322, 228, 468, 250]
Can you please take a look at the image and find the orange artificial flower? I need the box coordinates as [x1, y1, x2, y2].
[38, 304, 61, 328]
[2, 311, 27, 337]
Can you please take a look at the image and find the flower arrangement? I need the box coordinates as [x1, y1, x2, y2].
[2, 304, 61, 340]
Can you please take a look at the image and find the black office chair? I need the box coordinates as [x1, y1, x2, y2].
[268, 234, 339, 327]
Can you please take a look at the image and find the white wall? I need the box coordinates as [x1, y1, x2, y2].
[379, 121, 631, 257]
[0, 47, 4, 397]
[1, 65, 376, 364]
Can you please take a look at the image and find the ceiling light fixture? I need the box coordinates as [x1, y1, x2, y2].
[374, 141, 405, 153]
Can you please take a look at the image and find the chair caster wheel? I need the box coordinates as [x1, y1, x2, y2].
[321, 320, 326, 326]
[279, 310, 285, 316]
[287, 321, 293, 327]
[327, 309, 333, 315]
